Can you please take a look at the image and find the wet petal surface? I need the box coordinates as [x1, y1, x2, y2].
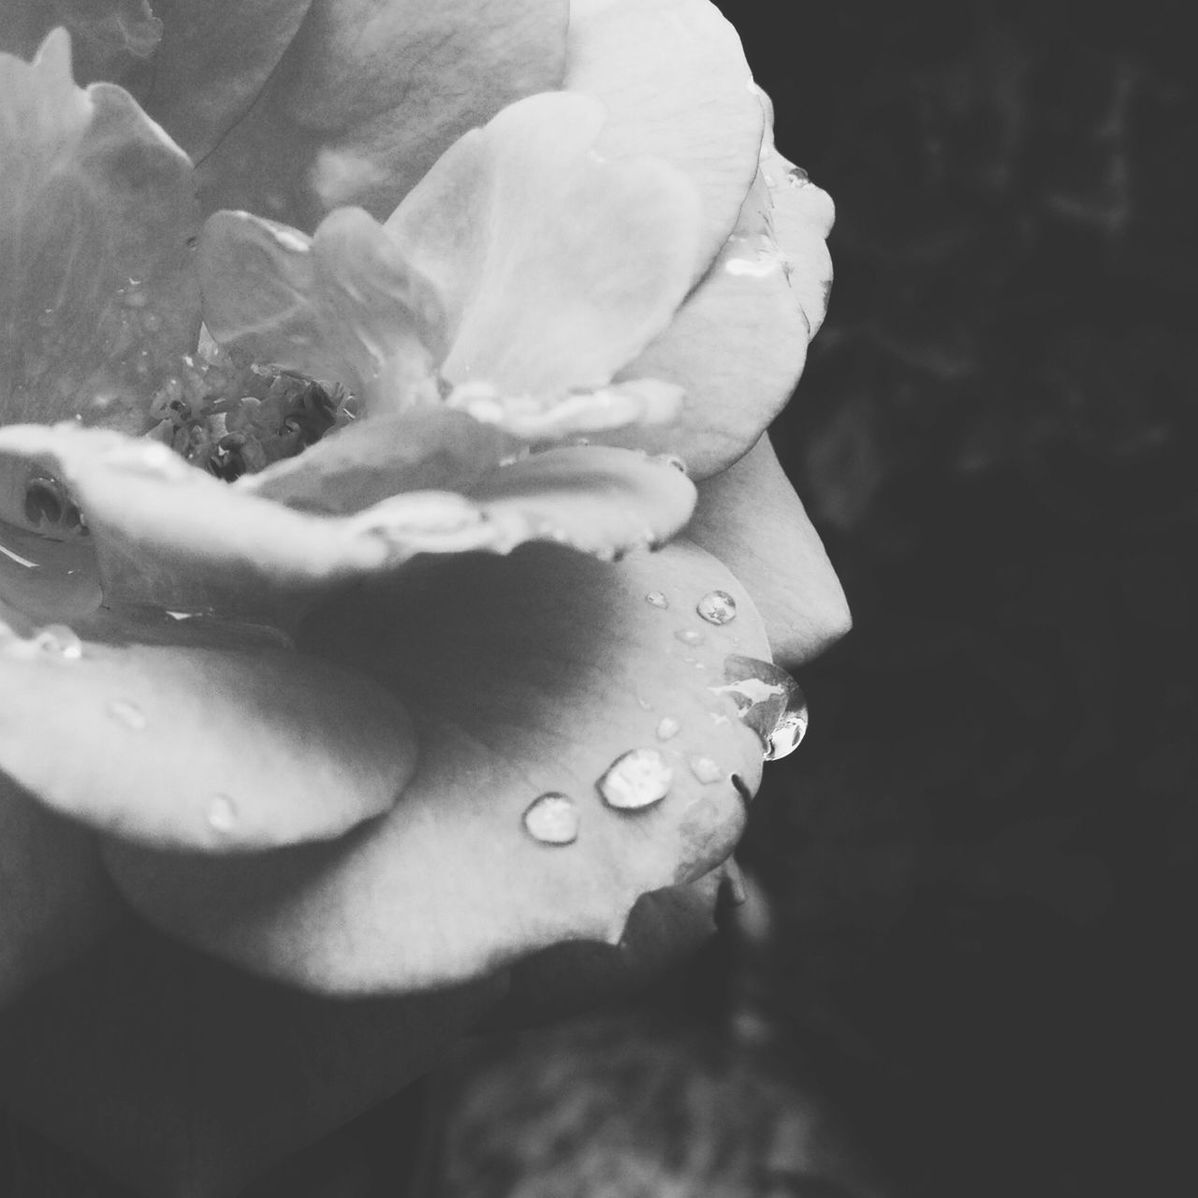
[0, 30, 200, 430]
[0, 620, 417, 851]
[386, 92, 702, 398]
[0, 424, 695, 616]
[105, 541, 771, 994]
[689, 436, 850, 665]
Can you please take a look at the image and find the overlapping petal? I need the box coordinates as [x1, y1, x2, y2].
[196, 0, 570, 229]
[689, 436, 851, 665]
[0, 423, 696, 614]
[0, 29, 199, 430]
[384, 91, 702, 396]
[105, 541, 771, 994]
[0, 621, 416, 851]
[564, 0, 765, 275]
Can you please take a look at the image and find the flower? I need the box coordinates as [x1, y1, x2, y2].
[0, 1, 848, 1191]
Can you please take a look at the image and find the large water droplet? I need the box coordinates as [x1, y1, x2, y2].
[697, 590, 737, 625]
[655, 716, 681, 741]
[207, 794, 239, 835]
[108, 699, 148, 731]
[689, 756, 723, 784]
[30, 624, 83, 660]
[711, 655, 809, 760]
[523, 793, 580, 845]
[598, 749, 673, 811]
[644, 590, 669, 609]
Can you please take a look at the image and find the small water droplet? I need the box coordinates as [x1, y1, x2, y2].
[598, 749, 673, 811]
[108, 699, 147, 731]
[697, 590, 737, 625]
[635, 694, 654, 712]
[523, 793, 580, 845]
[689, 756, 723, 784]
[675, 628, 704, 647]
[31, 624, 83, 660]
[655, 454, 689, 475]
[207, 794, 238, 834]
[644, 591, 669, 609]
[656, 717, 681, 741]
[711, 656, 808, 760]
[787, 165, 811, 187]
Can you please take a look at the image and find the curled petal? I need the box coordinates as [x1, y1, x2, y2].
[0, 624, 417, 851]
[198, 206, 445, 416]
[1, 771, 125, 1010]
[446, 377, 683, 442]
[105, 541, 770, 995]
[196, 0, 569, 228]
[565, 0, 764, 275]
[0, 29, 200, 430]
[0, 424, 695, 614]
[243, 408, 508, 514]
[385, 91, 702, 396]
[688, 435, 851, 666]
[605, 160, 832, 477]
[0, 927, 503, 1196]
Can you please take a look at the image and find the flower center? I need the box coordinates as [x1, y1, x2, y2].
[144, 340, 358, 483]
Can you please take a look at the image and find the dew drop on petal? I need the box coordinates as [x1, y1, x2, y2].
[644, 591, 669, 609]
[598, 749, 673, 811]
[522, 793, 580, 845]
[711, 655, 809, 760]
[675, 628, 704, 647]
[207, 794, 239, 835]
[655, 717, 681, 741]
[697, 590, 738, 625]
[108, 699, 148, 731]
[689, 756, 724, 784]
[655, 454, 689, 475]
[30, 624, 83, 660]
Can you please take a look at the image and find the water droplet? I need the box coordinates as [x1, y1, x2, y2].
[675, 628, 704, 647]
[108, 699, 147, 731]
[655, 717, 681, 740]
[207, 794, 238, 834]
[724, 256, 780, 279]
[787, 165, 811, 187]
[31, 624, 83, 660]
[711, 655, 809, 760]
[689, 756, 723, 784]
[697, 591, 738, 625]
[644, 591, 669, 609]
[655, 454, 689, 475]
[523, 793, 580, 845]
[598, 749, 673, 811]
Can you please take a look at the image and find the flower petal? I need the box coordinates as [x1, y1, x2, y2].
[196, 0, 569, 228]
[688, 436, 851, 666]
[0, 927, 503, 1196]
[565, 0, 764, 274]
[385, 91, 703, 397]
[105, 541, 771, 994]
[198, 206, 446, 415]
[0, 771, 124, 1010]
[605, 160, 831, 478]
[0, 1, 163, 85]
[142, 0, 315, 159]
[243, 408, 508, 514]
[0, 424, 695, 615]
[0, 624, 416, 851]
[0, 29, 200, 430]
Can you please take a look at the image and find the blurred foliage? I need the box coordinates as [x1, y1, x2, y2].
[726, 2, 1197, 1196]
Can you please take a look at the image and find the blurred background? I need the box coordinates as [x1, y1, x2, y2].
[4, 2, 1195, 1195]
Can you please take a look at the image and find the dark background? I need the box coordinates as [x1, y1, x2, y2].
[725, 1, 1197, 1195]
